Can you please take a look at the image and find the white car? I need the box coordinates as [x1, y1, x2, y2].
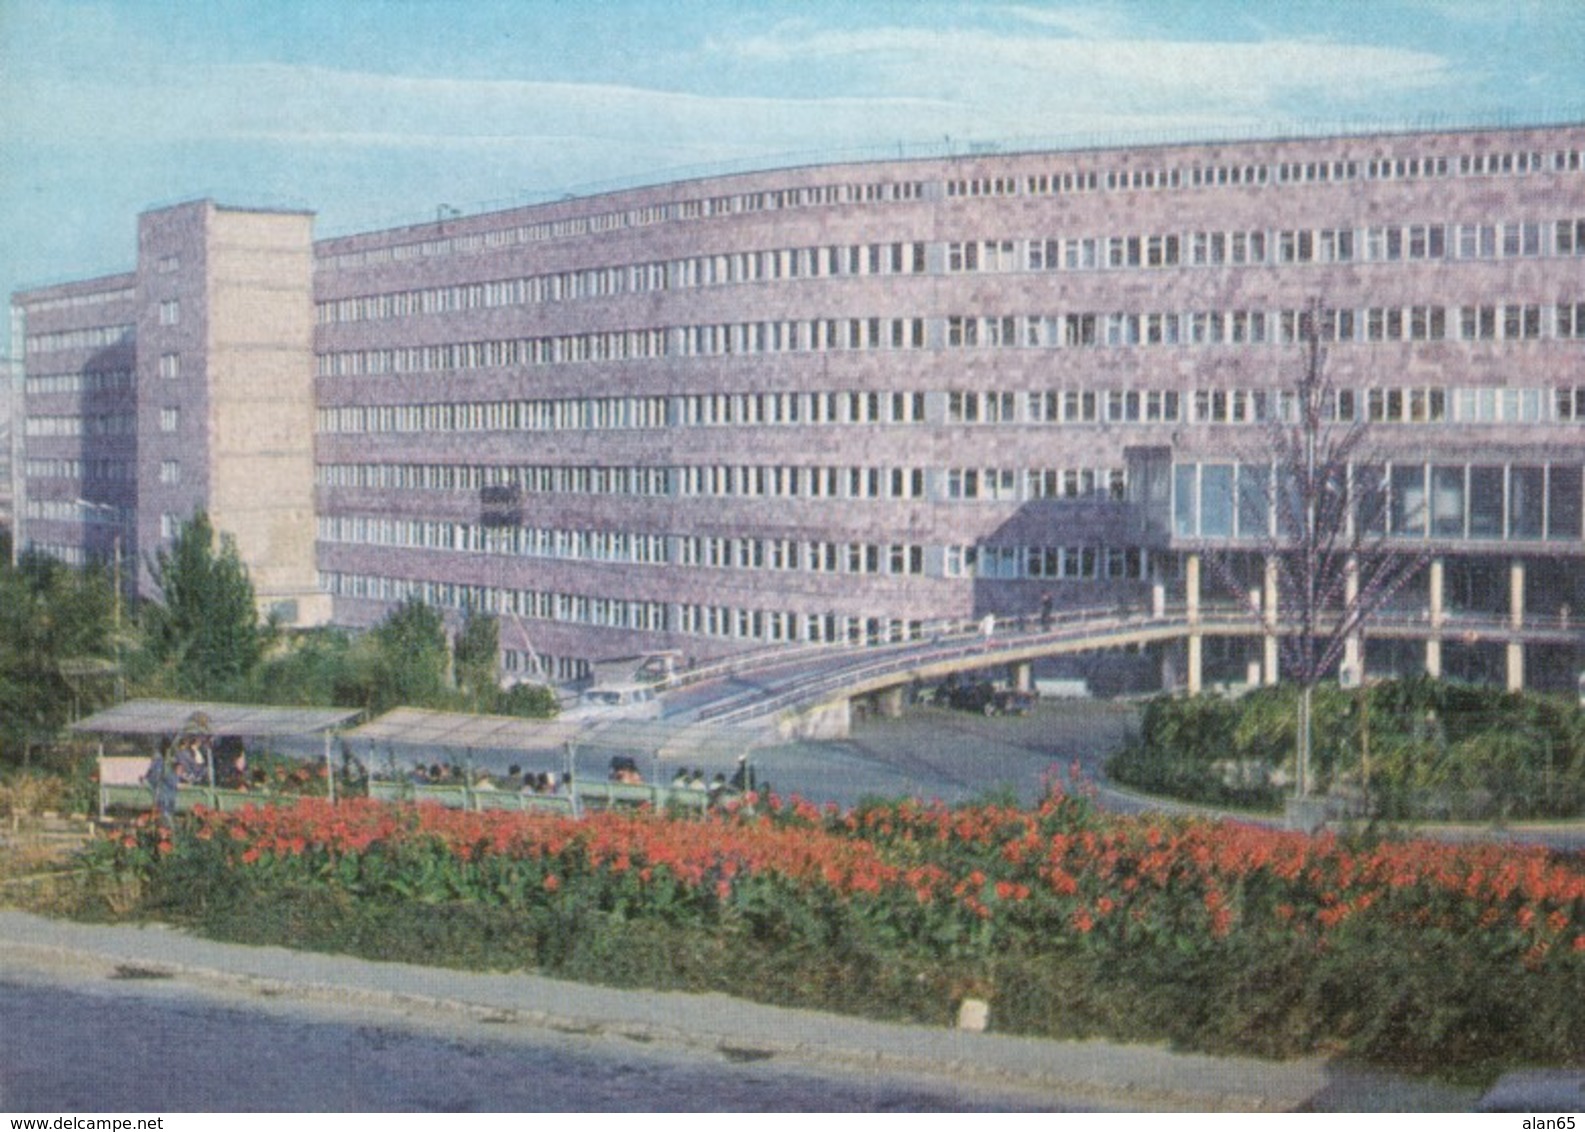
[560, 682, 663, 721]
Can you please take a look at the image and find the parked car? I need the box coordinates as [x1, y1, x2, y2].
[932, 678, 1037, 716]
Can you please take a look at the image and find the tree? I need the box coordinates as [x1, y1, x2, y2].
[1204, 300, 1428, 804]
[0, 550, 117, 763]
[145, 511, 269, 697]
[452, 602, 500, 708]
[366, 596, 450, 711]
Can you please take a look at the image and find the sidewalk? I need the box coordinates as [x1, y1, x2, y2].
[0, 909, 1477, 1112]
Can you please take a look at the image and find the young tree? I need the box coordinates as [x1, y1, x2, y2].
[366, 596, 450, 711]
[145, 511, 269, 697]
[1204, 300, 1428, 804]
[452, 602, 500, 707]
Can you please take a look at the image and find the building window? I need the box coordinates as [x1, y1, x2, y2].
[160, 407, 180, 432]
[159, 353, 180, 379]
[158, 300, 180, 325]
[159, 460, 181, 485]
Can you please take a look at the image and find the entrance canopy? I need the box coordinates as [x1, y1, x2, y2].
[71, 698, 363, 738]
[346, 707, 773, 763]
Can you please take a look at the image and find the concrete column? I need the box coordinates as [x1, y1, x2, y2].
[1012, 663, 1032, 692]
[1426, 556, 1444, 678]
[1343, 554, 1362, 681]
[1506, 559, 1526, 691]
[876, 686, 905, 718]
[1186, 553, 1203, 694]
[1262, 556, 1280, 685]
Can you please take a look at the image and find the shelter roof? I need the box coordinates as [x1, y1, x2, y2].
[71, 699, 362, 738]
[346, 707, 772, 761]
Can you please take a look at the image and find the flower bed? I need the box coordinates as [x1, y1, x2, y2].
[89, 782, 1585, 1078]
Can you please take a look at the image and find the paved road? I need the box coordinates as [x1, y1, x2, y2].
[0, 975, 1037, 1112]
[0, 911, 1476, 1112]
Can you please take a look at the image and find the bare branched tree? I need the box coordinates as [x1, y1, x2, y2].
[1204, 298, 1429, 800]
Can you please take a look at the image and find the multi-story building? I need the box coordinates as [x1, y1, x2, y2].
[0, 359, 13, 547]
[12, 123, 1585, 691]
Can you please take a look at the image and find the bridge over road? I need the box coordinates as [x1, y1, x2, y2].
[657, 603, 1581, 738]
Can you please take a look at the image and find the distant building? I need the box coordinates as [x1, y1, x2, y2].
[11, 123, 1585, 690]
[0, 359, 12, 548]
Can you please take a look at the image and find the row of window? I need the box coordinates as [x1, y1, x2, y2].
[312, 381, 1585, 440]
[674, 465, 930, 500]
[319, 180, 928, 271]
[948, 467, 1127, 501]
[954, 302, 1579, 349]
[24, 324, 134, 355]
[24, 413, 134, 437]
[316, 509, 1162, 587]
[313, 299, 1583, 377]
[944, 545, 1151, 581]
[318, 517, 670, 564]
[326, 568, 939, 650]
[26, 458, 133, 482]
[315, 217, 1585, 330]
[321, 571, 673, 634]
[317, 137, 1582, 276]
[1170, 461, 1585, 543]
[315, 329, 671, 375]
[958, 145, 1583, 199]
[316, 396, 670, 435]
[501, 651, 592, 685]
[964, 220, 1585, 273]
[316, 463, 670, 495]
[316, 242, 930, 324]
[17, 286, 134, 316]
[24, 499, 134, 524]
[24, 369, 132, 396]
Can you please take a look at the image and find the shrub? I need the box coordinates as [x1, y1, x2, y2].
[80, 790, 1585, 1079]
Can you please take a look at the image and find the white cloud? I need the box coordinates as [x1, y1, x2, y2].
[998, 4, 1143, 40]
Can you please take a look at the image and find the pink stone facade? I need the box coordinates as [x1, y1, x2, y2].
[14, 124, 1585, 688]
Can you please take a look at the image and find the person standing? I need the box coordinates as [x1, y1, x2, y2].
[145, 742, 180, 826]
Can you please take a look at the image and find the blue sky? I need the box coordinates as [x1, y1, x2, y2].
[2, 0, 1583, 361]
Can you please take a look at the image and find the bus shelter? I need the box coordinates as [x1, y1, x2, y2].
[345, 707, 776, 816]
[72, 699, 363, 817]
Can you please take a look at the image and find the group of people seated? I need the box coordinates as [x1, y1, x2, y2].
[409, 761, 470, 786]
[408, 761, 568, 795]
[608, 756, 644, 786]
[509, 765, 565, 795]
[397, 754, 759, 803]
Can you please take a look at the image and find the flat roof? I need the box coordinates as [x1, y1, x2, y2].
[346, 707, 772, 761]
[71, 699, 362, 738]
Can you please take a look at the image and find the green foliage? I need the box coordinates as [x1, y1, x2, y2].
[365, 596, 449, 711]
[144, 511, 270, 697]
[1109, 679, 1585, 819]
[237, 628, 364, 707]
[493, 681, 559, 718]
[0, 551, 118, 763]
[81, 793, 1585, 1081]
[225, 602, 556, 718]
[1109, 694, 1282, 808]
[451, 604, 499, 708]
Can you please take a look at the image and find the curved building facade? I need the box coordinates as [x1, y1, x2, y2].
[14, 123, 1585, 690]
